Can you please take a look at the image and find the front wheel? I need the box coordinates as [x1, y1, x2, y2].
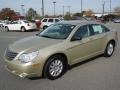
[44, 55, 66, 80]
[104, 41, 115, 57]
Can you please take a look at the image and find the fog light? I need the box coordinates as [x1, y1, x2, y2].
[19, 73, 28, 78]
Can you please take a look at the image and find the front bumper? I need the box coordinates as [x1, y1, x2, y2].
[4, 59, 43, 78]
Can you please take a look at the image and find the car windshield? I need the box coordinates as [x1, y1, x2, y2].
[39, 24, 75, 39]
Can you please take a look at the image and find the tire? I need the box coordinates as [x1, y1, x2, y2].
[104, 41, 115, 57]
[21, 27, 26, 32]
[44, 55, 66, 80]
[5, 27, 9, 32]
[43, 26, 48, 30]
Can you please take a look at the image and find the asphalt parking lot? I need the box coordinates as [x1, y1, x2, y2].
[0, 23, 120, 90]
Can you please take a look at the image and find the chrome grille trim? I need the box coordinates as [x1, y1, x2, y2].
[5, 49, 18, 61]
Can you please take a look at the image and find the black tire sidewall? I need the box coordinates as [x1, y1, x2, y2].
[21, 27, 26, 32]
[43, 26, 48, 30]
[5, 27, 9, 31]
[44, 55, 66, 80]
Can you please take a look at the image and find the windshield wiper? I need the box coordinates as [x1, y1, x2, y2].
[40, 35, 53, 38]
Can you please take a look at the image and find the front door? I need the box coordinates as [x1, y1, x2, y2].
[67, 25, 95, 64]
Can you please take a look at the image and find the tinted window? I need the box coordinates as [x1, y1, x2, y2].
[12, 21, 18, 24]
[48, 19, 53, 22]
[42, 19, 47, 22]
[101, 25, 110, 32]
[74, 25, 89, 38]
[55, 19, 59, 22]
[88, 25, 94, 36]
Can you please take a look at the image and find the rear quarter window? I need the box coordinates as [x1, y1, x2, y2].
[91, 24, 104, 35]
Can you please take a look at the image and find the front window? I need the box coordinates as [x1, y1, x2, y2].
[73, 25, 89, 39]
[38, 24, 75, 39]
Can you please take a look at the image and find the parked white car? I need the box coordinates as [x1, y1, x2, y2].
[4, 20, 37, 32]
[40, 18, 62, 29]
[0, 20, 7, 29]
[113, 18, 120, 23]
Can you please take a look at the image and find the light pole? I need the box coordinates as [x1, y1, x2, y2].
[53, 1, 56, 17]
[102, 1, 105, 16]
[63, 6, 65, 17]
[21, 5, 25, 16]
[68, 6, 71, 15]
[110, 0, 111, 14]
[81, 0, 82, 12]
[42, 0, 44, 17]
[109, 0, 112, 21]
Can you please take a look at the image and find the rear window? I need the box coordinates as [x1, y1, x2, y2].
[91, 24, 103, 35]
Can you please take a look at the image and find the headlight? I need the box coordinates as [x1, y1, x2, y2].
[18, 51, 39, 63]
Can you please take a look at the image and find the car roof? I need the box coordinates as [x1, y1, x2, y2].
[57, 20, 101, 26]
[42, 18, 60, 19]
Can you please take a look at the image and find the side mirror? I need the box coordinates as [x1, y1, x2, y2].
[71, 36, 82, 41]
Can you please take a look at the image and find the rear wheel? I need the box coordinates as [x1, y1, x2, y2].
[5, 27, 9, 32]
[21, 27, 26, 32]
[104, 41, 115, 57]
[44, 55, 66, 80]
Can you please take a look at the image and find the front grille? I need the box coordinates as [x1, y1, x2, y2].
[5, 49, 18, 61]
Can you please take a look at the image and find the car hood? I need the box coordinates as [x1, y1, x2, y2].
[9, 36, 63, 53]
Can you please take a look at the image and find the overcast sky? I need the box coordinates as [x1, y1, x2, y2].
[0, 0, 120, 15]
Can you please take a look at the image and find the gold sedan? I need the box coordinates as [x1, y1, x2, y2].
[4, 21, 118, 80]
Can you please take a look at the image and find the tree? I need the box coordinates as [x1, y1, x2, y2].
[26, 8, 40, 20]
[114, 6, 120, 15]
[0, 8, 16, 20]
[64, 12, 72, 20]
[73, 13, 82, 17]
[84, 10, 93, 17]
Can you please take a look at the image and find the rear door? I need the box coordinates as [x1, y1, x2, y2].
[88, 24, 107, 53]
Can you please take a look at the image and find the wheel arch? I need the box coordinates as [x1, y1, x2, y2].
[43, 25, 48, 29]
[107, 39, 116, 47]
[42, 53, 69, 77]
[21, 26, 25, 29]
